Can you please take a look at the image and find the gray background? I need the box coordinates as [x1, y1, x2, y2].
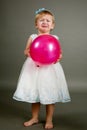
[0, 1, 87, 130]
[0, 0, 87, 91]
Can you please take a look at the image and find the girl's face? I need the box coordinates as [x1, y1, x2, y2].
[36, 14, 54, 34]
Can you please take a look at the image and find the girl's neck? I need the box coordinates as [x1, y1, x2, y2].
[38, 31, 50, 35]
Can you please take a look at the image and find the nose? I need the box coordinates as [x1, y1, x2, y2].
[42, 20, 47, 24]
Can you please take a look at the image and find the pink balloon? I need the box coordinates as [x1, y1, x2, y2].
[30, 35, 61, 65]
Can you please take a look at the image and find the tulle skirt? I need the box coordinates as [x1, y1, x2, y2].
[13, 58, 71, 104]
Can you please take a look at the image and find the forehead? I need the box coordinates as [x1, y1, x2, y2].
[37, 14, 53, 21]
[35, 13, 55, 24]
[40, 14, 52, 18]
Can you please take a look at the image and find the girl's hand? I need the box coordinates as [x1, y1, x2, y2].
[57, 53, 62, 62]
[24, 48, 30, 57]
[54, 53, 62, 64]
[24, 36, 32, 57]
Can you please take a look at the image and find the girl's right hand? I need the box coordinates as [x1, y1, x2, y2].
[24, 48, 30, 57]
[24, 36, 32, 57]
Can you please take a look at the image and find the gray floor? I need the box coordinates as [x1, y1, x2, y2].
[0, 87, 87, 130]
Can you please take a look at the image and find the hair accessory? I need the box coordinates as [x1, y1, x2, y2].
[35, 8, 46, 15]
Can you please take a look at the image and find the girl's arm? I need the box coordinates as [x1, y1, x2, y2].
[24, 36, 32, 57]
[54, 49, 63, 64]
[57, 50, 63, 62]
[57, 51, 62, 62]
[53, 35, 63, 62]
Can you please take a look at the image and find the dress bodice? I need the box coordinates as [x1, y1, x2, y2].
[30, 34, 59, 41]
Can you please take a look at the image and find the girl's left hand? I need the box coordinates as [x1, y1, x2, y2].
[54, 53, 62, 64]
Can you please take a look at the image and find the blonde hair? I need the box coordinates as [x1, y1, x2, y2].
[35, 10, 55, 26]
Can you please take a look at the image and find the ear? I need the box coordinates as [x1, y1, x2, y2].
[51, 26, 54, 30]
[35, 24, 38, 29]
[51, 24, 55, 30]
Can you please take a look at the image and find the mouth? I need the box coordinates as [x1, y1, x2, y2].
[42, 26, 48, 28]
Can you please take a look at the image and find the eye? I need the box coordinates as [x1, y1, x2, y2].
[47, 19, 51, 22]
[39, 19, 44, 22]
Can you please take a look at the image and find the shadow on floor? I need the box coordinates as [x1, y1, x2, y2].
[0, 87, 87, 130]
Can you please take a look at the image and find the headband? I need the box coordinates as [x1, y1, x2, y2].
[35, 8, 46, 15]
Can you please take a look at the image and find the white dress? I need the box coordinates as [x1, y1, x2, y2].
[13, 34, 71, 105]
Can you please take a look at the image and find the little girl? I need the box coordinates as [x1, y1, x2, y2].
[13, 8, 71, 129]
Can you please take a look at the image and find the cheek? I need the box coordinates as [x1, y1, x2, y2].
[35, 22, 40, 28]
[51, 24, 55, 29]
[35, 23, 38, 28]
[35, 23, 41, 29]
[37, 22, 42, 27]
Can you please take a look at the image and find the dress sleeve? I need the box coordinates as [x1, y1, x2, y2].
[30, 34, 38, 41]
[53, 35, 63, 54]
[53, 35, 59, 40]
